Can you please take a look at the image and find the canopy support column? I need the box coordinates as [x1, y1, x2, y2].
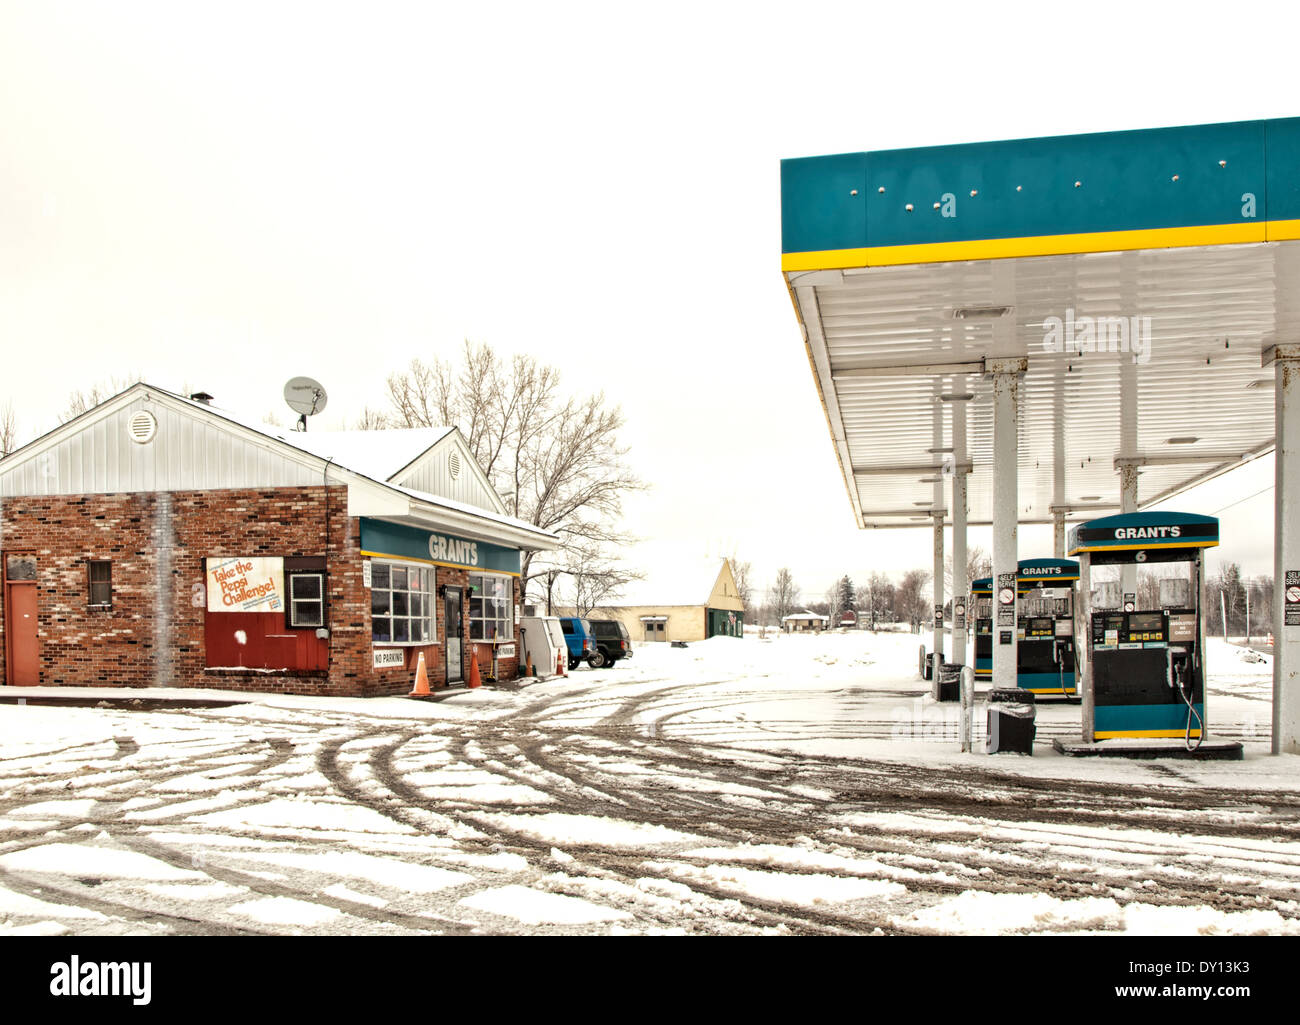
[1053, 512, 1066, 559]
[987, 357, 1026, 693]
[1271, 344, 1300, 754]
[933, 513, 945, 663]
[1119, 355, 1139, 599]
[951, 384, 969, 666]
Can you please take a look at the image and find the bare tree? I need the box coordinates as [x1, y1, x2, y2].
[0, 402, 17, 457]
[354, 405, 390, 430]
[945, 545, 992, 597]
[1136, 568, 1162, 612]
[564, 537, 645, 616]
[823, 582, 844, 627]
[1210, 562, 1247, 636]
[858, 571, 895, 628]
[60, 376, 143, 423]
[767, 568, 800, 622]
[727, 556, 754, 620]
[895, 569, 932, 633]
[380, 342, 643, 599]
[1248, 575, 1273, 639]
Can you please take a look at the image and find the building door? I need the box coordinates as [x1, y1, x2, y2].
[444, 586, 463, 684]
[4, 556, 39, 686]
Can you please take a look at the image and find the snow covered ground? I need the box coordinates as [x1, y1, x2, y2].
[1, 630, 1297, 936]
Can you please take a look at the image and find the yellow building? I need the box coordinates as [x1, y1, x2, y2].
[586, 559, 745, 643]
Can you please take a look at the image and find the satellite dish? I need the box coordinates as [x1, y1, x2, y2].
[284, 377, 328, 432]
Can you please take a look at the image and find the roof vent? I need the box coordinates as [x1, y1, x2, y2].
[128, 410, 157, 445]
[189, 391, 214, 405]
[449, 451, 461, 480]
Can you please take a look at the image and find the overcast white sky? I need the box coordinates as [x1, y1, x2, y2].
[1, 1, 1291, 601]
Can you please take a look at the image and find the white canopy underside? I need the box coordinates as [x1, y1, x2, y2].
[788, 241, 1299, 528]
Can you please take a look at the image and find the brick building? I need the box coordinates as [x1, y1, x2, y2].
[0, 385, 557, 696]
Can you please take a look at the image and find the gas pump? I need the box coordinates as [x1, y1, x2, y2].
[971, 578, 993, 681]
[1067, 511, 1234, 755]
[1014, 559, 1079, 699]
[973, 563, 1078, 695]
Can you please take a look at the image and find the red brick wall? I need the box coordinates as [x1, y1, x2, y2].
[0, 488, 522, 697]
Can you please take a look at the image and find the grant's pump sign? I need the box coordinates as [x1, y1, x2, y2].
[206, 557, 285, 613]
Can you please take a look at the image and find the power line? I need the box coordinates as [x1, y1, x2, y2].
[1212, 485, 1273, 515]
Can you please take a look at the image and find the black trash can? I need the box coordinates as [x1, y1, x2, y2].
[987, 688, 1036, 754]
[934, 662, 963, 703]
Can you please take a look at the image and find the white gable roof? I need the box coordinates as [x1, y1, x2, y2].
[0, 383, 556, 551]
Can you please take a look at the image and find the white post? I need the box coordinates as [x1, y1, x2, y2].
[988, 358, 1026, 693]
[952, 469, 969, 666]
[1079, 552, 1094, 742]
[933, 512, 945, 667]
[1119, 291, 1139, 602]
[960, 665, 974, 753]
[1272, 344, 1300, 754]
[1053, 512, 1066, 560]
[952, 383, 969, 668]
[932, 382, 946, 665]
[1119, 461, 1139, 601]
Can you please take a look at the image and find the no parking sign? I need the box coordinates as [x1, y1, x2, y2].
[1287, 571, 1300, 627]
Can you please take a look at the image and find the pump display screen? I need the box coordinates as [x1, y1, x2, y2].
[1026, 617, 1055, 638]
[1128, 612, 1163, 634]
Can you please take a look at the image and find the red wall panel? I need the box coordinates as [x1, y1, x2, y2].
[205, 611, 327, 671]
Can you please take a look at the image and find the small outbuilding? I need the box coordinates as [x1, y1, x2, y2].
[782, 610, 829, 633]
[586, 558, 745, 643]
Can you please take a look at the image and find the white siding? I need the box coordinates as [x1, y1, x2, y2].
[391, 434, 507, 514]
[0, 397, 324, 497]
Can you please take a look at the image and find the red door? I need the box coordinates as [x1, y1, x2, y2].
[5, 582, 38, 685]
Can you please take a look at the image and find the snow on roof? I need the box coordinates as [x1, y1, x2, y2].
[156, 387, 556, 545]
[388, 483, 554, 542]
[162, 388, 455, 482]
[782, 610, 828, 621]
[269, 427, 455, 481]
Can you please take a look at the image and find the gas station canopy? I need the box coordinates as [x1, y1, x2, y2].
[781, 118, 1300, 527]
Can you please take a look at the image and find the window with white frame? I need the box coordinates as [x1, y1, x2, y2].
[370, 561, 436, 645]
[288, 572, 325, 627]
[468, 572, 512, 641]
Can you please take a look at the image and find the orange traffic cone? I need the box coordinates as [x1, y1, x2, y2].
[409, 651, 430, 697]
[557, 649, 566, 677]
[525, 653, 533, 677]
[467, 649, 482, 689]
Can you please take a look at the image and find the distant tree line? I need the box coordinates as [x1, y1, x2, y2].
[747, 548, 995, 633]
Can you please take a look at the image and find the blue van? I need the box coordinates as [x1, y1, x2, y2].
[558, 617, 599, 670]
